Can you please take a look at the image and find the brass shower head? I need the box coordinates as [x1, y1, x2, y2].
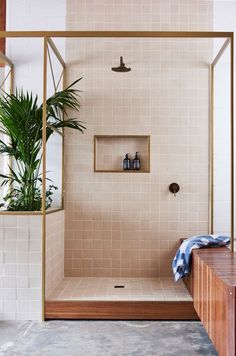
[111, 56, 131, 72]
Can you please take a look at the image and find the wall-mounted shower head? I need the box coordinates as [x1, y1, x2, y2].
[111, 56, 131, 72]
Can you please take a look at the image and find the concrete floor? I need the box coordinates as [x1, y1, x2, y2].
[0, 320, 217, 356]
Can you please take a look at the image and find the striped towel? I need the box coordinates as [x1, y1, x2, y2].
[172, 234, 230, 282]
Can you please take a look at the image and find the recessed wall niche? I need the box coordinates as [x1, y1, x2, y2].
[94, 135, 150, 173]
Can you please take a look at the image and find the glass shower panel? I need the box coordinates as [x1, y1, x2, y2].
[46, 133, 63, 209]
[45, 38, 65, 210]
[0, 63, 12, 204]
[0, 38, 44, 211]
[213, 45, 231, 236]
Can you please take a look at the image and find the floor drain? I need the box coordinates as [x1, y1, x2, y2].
[114, 285, 125, 288]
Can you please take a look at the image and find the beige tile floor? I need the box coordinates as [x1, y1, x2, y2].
[47, 277, 192, 301]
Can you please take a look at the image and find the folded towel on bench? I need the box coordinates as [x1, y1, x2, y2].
[172, 234, 230, 282]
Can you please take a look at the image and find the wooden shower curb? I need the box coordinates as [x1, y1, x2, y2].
[45, 300, 198, 320]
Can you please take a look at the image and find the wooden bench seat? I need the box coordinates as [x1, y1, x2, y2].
[182, 245, 236, 356]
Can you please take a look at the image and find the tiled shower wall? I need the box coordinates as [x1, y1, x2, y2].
[64, 1, 213, 277]
[45, 211, 64, 298]
[0, 215, 42, 320]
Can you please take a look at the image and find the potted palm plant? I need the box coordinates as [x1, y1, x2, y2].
[0, 78, 85, 211]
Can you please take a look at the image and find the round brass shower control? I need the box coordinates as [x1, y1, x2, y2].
[169, 183, 180, 196]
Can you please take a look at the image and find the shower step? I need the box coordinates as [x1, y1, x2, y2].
[45, 300, 198, 320]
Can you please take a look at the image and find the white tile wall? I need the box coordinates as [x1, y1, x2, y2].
[0, 215, 42, 321]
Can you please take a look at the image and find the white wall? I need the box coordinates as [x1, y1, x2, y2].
[213, 48, 231, 234]
[7, 0, 66, 31]
[6, 0, 66, 93]
[213, 1, 236, 236]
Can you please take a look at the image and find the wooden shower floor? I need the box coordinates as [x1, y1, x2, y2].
[47, 277, 192, 301]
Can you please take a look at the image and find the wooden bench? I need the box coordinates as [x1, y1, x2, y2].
[181, 244, 236, 356]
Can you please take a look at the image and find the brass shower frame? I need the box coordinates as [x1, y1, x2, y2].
[0, 31, 233, 321]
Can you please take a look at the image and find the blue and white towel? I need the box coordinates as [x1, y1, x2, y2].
[172, 234, 230, 282]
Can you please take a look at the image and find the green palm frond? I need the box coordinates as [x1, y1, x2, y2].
[0, 78, 85, 211]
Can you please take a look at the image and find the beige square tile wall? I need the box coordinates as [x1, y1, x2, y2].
[0, 215, 42, 320]
[45, 211, 64, 298]
[64, 0, 213, 277]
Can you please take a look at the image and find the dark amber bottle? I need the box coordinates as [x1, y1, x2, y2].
[133, 152, 140, 170]
[123, 153, 131, 170]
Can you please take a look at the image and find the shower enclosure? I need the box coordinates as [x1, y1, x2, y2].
[0, 31, 233, 321]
